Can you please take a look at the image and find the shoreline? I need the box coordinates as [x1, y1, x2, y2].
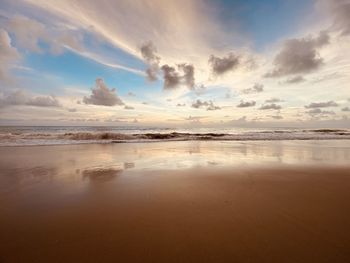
[1, 137, 350, 147]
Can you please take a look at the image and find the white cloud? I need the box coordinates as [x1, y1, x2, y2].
[0, 29, 20, 81]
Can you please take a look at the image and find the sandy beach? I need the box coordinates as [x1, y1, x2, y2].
[1, 141, 350, 262]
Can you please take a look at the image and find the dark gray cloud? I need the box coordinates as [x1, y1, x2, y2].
[304, 100, 338, 108]
[124, 105, 134, 110]
[265, 31, 330, 78]
[191, 99, 221, 111]
[161, 64, 195, 89]
[268, 115, 283, 120]
[161, 64, 180, 89]
[209, 53, 240, 76]
[140, 42, 196, 89]
[83, 78, 124, 106]
[259, 103, 282, 110]
[265, 98, 282, 103]
[178, 64, 195, 89]
[306, 108, 335, 116]
[140, 41, 160, 81]
[237, 100, 256, 108]
[285, 75, 306, 84]
[0, 90, 61, 108]
[342, 107, 350, 112]
[242, 83, 264, 94]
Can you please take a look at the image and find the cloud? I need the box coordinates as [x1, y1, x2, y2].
[0, 29, 20, 81]
[83, 78, 124, 106]
[178, 64, 195, 89]
[26, 96, 61, 107]
[265, 98, 282, 103]
[23, 0, 232, 61]
[194, 84, 207, 96]
[285, 75, 306, 84]
[229, 116, 249, 126]
[191, 99, 221, 110]
[326, 0, 350, 36]
[0, 90, 26, 107]
[259, 103, 282, 110]
[304, 101, 338, 108]
[306, 108, 335, 116]
[176, 103, 186, 107]
[67, 108, 77, 112]
[127, 92, 136, 97]
[185, 116, 207, 123]
[124, 105, 134, 110]
[264, 31, 330, 78]
[140, 41, 160, 81]
[237, 100, 256, 108]
[341, 107, 350, 112]
[6, 15, 83, 55]
[161, 64, 195, 89]
[268, 115, 283, 120]
[241, 83, 264, 94]
[6, 15, 45, 53]
[209, 53, 240, 76]
[0, 90, 61, 108]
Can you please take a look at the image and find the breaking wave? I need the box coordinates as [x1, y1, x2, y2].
[1, 128, 350, 146]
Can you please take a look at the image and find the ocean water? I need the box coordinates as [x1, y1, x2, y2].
[0, 126, 349, 146]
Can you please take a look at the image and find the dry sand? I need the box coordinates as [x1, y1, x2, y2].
[1, 141, 350, 262]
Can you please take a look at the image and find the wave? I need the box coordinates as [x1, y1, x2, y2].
[1, 129, 350, 146]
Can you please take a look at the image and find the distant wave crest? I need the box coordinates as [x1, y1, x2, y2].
[1, 129, 350, 146]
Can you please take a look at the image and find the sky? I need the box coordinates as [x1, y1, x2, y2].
[0, 0, 349, 127]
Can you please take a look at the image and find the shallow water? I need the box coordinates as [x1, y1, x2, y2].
[1, 141, 350, 262]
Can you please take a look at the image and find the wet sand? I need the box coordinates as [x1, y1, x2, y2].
[1, 141, 350, 262]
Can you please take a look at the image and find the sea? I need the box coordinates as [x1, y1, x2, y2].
[0, 126, 350, 146]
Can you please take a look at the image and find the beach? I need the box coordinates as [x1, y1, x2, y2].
[1, 140, 350, 262]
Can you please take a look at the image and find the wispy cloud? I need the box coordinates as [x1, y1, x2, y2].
[0, 29, 20, 82]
